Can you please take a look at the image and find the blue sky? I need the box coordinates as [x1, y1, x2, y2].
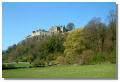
[2, 2, 116, 50]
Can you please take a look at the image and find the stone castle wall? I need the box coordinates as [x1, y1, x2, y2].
[26, 25, 67, 39]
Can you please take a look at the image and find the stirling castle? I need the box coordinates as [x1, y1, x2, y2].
[26, 23, 74, 39]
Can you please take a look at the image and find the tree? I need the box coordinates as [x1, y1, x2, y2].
[64, 29, 86, 64]
[103, 10, 116, 53]
[66, 22, 75, 31]
[84, 18, 100, 51]
[84, 17, 106, 52]
[27, 54, 34, 64]
[97, 22, 106, 52]
[107, 10, 116, 51]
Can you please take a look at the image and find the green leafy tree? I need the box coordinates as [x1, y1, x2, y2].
[66, 22, 75, 31]
[64, 29, 86, 64]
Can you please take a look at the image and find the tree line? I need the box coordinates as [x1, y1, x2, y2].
[2, 10, 116, 67]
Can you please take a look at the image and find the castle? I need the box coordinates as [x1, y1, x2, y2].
[26, 25, 68, 39]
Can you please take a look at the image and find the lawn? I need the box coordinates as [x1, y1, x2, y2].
[2, 64, 117, 79]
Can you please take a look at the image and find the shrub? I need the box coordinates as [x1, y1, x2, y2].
[56, 56, 66, 65]
[106, 51, 116, 63]
[32, 59, 46, 67]
[78, 50, 94, 65]
[48, 61, 58, 66]
[65, 53, 77, 64]
[2, 63, 15, 69]
[91, 52, 106, 64]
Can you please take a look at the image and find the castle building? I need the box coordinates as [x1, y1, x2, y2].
[26, 25, 68, 39]
[26, 29, 50, 39]
[49, 25, 67, 33]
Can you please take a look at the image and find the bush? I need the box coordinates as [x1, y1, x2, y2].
[32, 59, 46, 67]
[48, 61, 58, 66]
[78, 50, 94, 65]
[2, 63, 15, 69]
[91, 52, 106, 64]
[56, 56, 66, 65]
[106, 51, 116, 63]
[65, 53, 77, 64]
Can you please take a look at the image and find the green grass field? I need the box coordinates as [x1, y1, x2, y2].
[2, 64, 117, 79]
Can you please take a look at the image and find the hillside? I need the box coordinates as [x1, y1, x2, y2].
[2, 12, 116, 68]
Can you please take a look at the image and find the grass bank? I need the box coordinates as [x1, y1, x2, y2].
[2, 64, 117, 79]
